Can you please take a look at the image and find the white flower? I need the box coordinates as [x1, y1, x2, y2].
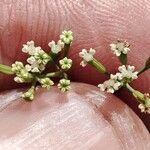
[98, 65, 138, 94]
[60, 30, 73, 44]
[98, 76, 122, 93]
[22, 41, 45, 56]
[34, 50, 50, 65]
[22, 87, 35, 101]
[138, 104, 150, 114]
[26, 49, 50, 73]
[58, 79, 71, 92]
[110, 41, 130, 56]
[27, 63, 45, 73]
[137, 93, 150, 114]
[22, 41, 51, 73]
[19, 69, 29, 79]
[25, 64, 32, 72]
[138, 104, 146, 113]
[26, 56, 40, 72]
[79, 48, 96, 67]
[118, 65, 138, 81]
[110, 73, 122, 80]
[27, 56, 36, 64]
[13, 69, 33, 83]
[123, 47, 130, 54]
[11, 61, 24, 72]
[22, 41, 34, 53]
[48, 40, 64, 54]
[38, 64, 45, 71]
[59, 57, 72, 70]
[39, 77, 54, 89]
[14, 76, 25, 83]
[31, 67, 40, 73]
[11, 61, 33, 83]
[22, 41, 36, 55]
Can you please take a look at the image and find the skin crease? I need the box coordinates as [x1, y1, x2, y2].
[0, 0, 149, 148]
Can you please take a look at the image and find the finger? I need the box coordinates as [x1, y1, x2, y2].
[0, 0, 149, 89]
[0, 0, 149, 128]
[0, 83, 149, 149]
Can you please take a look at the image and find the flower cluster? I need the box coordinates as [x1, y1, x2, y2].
[60, 30, 73, 45]
[48, 40, 64, 54]
[110, 40, 130, 56]
[79, 39, 149, 114]
[22, 87, 35, 101]
[59, 57, 72, 70]
[10, 30, 73, 100]
[138, 103, 150, 114]
[98, 65, 138, 93]
[11, 61, 33, 83]
[118, 65, 138, 81]
[58, 79, 71, 92]
[38, 77, 54, 89]
[22, 41, 51, 73]
[0, 31, 150, 114]
[133, 92, 150, 114]
[98, 74, 122, 93]
[79, 48, 96, 67]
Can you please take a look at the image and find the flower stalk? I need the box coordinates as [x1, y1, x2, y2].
[63, 44, 70, 57]
[0, 30, 149, 114]
[126, 83, 150, 114]
[118, 53, 127, 65]
[110, 40, 130, 65]
[46, 71, 61, 78]
[79, 40, 149, 114]
[22, 79, 37, 101]
[0, 64, 14, 75]
[138, 56, 150, 75]
[79, 48, 109, 74]
[88, 58, 108, 74]
[60, 30, 73, 57]
[0, 30, 73, 101]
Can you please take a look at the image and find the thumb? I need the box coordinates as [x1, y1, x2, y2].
[0, 83, 149, 149]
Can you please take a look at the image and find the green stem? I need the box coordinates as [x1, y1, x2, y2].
[48, 53, 60, 70]
[0, 64, 14, 75]
[31, 77, 38, 90]
[23, 80, 37, 101]
[31, 80, 37, 89]
[45, 71, 68, 80]
[62, 72, 68, 79]
[48, 56, 68, 79]
[137, 67, 147, 76]
[46, 71, 61, 77]
[126, 83, 135, 93]
[118, 53, 127, 65]
[89, 58, 109, 75]
[125, 83, 145, 104]
[63, 44, 70, 57]
[138, 56, 150, 75]
[49, 52, 58, 60]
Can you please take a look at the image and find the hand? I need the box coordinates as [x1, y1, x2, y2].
[0, 0, 149, 149]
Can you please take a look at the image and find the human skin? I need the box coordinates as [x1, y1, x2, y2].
[0, 0, 150, 149]
[0, 83, 150, 149]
